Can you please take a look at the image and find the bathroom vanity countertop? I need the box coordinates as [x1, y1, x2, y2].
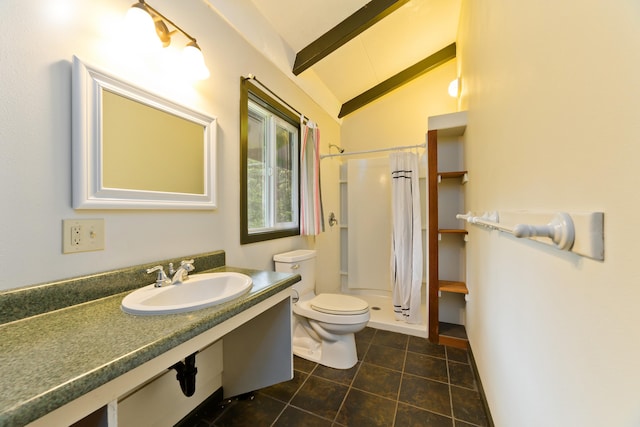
[0, 266, 299, 427]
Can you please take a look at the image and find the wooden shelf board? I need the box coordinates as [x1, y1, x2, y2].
[438, 171, 467, 179]
[438, 335, 469, 349]
[438, 228, 468, 234]
[439, 280, 468, 294]
[438, 322, 469, 349]
[439, 321, 468, 338]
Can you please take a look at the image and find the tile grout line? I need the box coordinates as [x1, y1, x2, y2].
[445, 346, 456, 426]
[331, 329, 375, 424]
[391, 334, 410, 427]
[269, 360, 318, 427]
[331, 362, 363, 425]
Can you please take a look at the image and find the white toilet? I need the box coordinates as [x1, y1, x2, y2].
[274, 249, 370, 369]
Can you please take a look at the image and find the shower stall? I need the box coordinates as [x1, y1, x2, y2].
[339, 156, 428, 337]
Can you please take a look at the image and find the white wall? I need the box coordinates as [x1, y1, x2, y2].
[458, 1, 640, 425]
[0, 0, 339, 290]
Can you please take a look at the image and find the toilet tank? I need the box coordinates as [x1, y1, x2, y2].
[273, 249, 316, 295]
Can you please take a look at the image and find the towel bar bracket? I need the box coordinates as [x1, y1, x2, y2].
[456, 211, 604, 260]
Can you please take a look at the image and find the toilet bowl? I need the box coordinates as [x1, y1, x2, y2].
[274, 250, 370, 369]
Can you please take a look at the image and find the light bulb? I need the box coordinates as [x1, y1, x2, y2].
[183, 42, 210, 80]
[448, 78, 460, 98]
[125, 3, 161, 51]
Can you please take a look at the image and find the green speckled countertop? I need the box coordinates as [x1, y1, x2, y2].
[0, 253, 299, 427]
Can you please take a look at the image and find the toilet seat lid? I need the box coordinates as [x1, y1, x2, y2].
[310, 294, 369, 315]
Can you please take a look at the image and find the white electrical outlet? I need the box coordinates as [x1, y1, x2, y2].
[63, 219, 105, 253]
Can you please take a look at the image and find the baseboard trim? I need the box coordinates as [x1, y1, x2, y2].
[468, 345, 495, 427]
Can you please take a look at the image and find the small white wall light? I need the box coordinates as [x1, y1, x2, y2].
[448, 78, 460, 98]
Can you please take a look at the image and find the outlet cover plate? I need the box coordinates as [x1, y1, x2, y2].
[62, 219, 105, 253]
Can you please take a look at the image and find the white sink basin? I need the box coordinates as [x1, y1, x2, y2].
[122, 272, 253, 315]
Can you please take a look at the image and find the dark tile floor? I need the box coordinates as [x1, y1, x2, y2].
[179, 327, 489, 426]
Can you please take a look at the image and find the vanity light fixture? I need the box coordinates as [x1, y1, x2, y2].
[125, 0, 210, 80]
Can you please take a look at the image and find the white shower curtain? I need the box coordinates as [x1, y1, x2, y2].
[390, 152, 422, 324]
[300, 120, 324, 235]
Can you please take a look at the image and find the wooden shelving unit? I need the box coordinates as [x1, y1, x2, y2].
[427, 111, 468, 349]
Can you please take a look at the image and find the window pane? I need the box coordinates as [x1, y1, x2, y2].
[247, 112, 267, 229]
[275, 122, 295, 224]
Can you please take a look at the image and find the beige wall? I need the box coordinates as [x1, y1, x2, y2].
[458, 1, 640, 425]
[341, 60, 458, 153]
[0, 0, 339, 290]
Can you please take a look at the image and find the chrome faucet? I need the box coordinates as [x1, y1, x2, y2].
[146, 265, 171, 288]
[171, 259, 195, 285]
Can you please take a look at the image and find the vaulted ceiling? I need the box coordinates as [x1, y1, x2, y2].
[248, 0, 461, 117]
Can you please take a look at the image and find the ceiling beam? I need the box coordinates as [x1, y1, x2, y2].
[338, 43, 456, 118]
[292, 0, 410, 76]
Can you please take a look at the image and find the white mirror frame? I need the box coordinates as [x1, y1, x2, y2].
[72, 56, 217, 209]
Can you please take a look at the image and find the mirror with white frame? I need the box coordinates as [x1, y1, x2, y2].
[72, 56, 217, 209]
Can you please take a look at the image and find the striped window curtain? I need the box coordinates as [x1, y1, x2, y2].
[300, 120, 324, 235]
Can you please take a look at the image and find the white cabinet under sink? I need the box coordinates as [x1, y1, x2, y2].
[117, 340, 224, 426]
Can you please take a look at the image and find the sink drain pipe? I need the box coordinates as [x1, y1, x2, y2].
[171, 352, 198, 397]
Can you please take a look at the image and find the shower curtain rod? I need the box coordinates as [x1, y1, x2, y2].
[243, 74, 310, 123]
[320, 142, 426, 159]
